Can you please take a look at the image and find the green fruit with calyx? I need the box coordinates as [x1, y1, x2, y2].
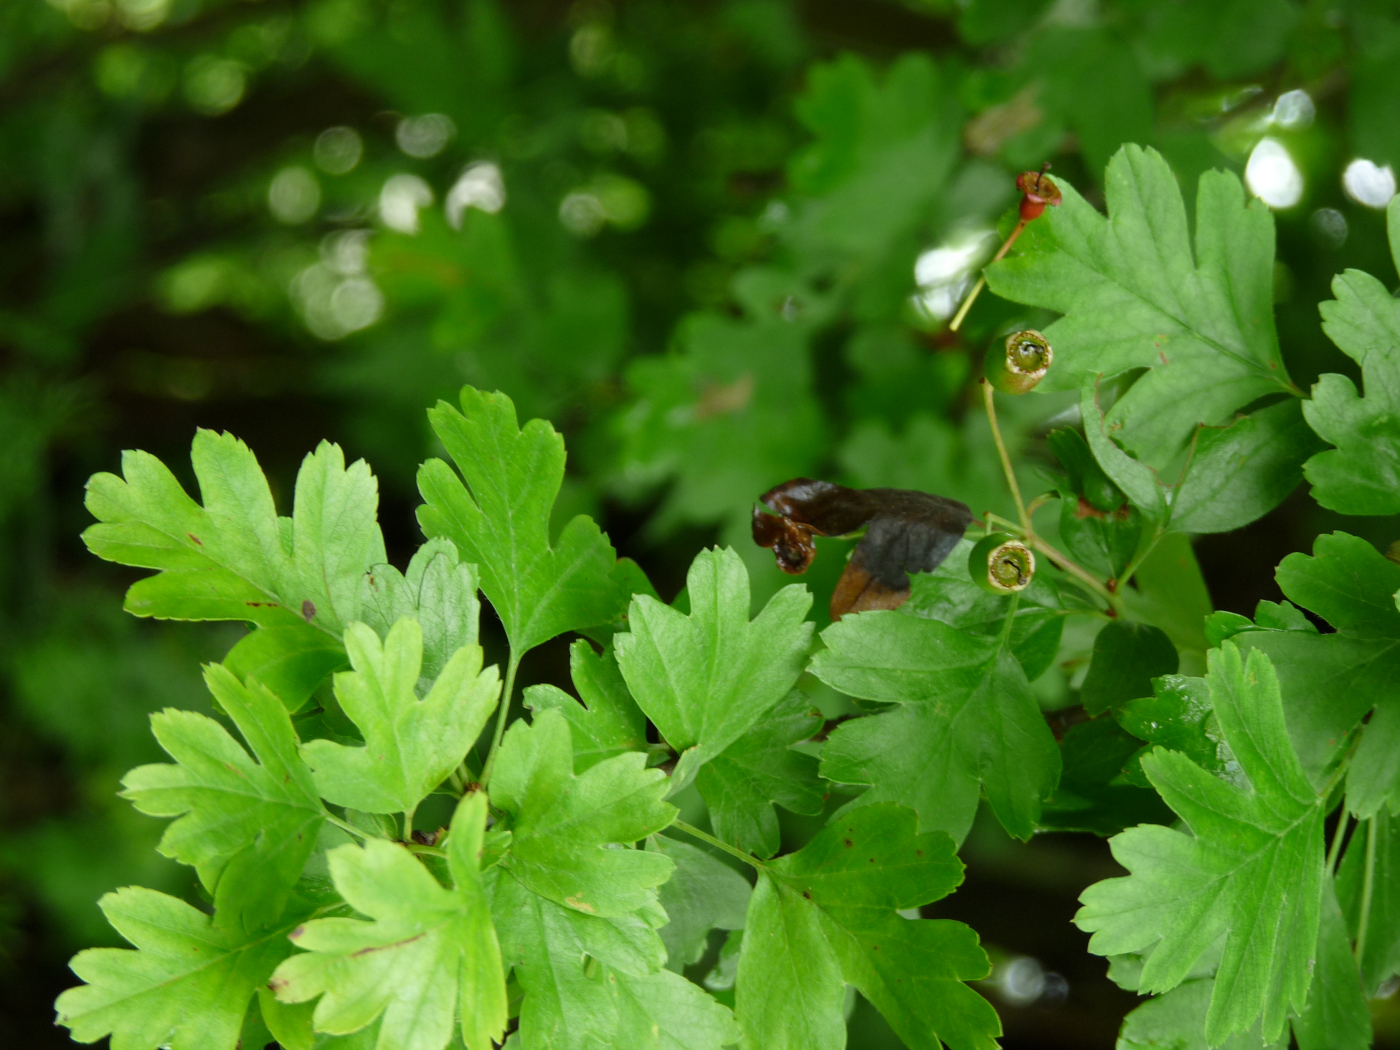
[969, 533, 1035, 593]
[986, 329, 1052, 394]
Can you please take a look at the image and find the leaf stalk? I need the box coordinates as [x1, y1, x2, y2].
[671, 819, 765, 870]
[479, 652, 521, 789]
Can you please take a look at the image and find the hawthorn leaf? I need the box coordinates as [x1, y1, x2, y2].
[83, 432, 385, 639]
[1038, 718, 1173, 836]
[1116, 979, 1282, 1050]
[811, 610, 1059, 843]
[223, 622, 350, 714]
[1291, 880, 1370, 1050]
[360, 537, 480, 681]
[490, 708, 675, 918]
[524, 640, 647, 773]
[1079, 620, 1178, 716]
[614, 546, 813, 792]
[694, 691, 824, 859]
[1170, 399, 1325, 534]
[269, 793, 508, 1050]
[417, 387, 626, 655]
[1119, 532, 1214, 662]
[491, 872, 736, 1050]
[301, 619, 500, 819]
[1338, 809, 1400, 995]
[1303, 203, 1400, 515]
[1116, 674, 1241, 789]
[1235, 532, 1400, 789]
[1079, 375, 1169, 520]
[56, 887, 306, 1050]
[650, 836, 750, 971]
[735, 804, 999, 1050]
[989, 146, 1295, 467]
[902, 555, 1064, 682]
[121, 664, 325, 933]
[1076, 643, 1327, 1045]
[606, 963, 743, 1050]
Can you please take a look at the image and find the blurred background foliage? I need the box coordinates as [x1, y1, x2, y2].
[3, 0, 1400, 1045]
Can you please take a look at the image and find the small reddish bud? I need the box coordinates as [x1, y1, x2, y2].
[1016, 166, 1061, 222]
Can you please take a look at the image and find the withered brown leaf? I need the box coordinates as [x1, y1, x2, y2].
[752, 478, 973, 620]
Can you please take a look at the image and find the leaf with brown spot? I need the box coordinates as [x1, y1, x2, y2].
[752, 478, 972, 620]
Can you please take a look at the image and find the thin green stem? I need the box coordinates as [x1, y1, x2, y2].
[949, 218, 1028, 332]
[479, 652, 521, 789]
[326, 814, 372, 841]
[1327, 809, 1351, 878]
[402, 804, 418, 843]
[672, 820, 765, 870]
[981, 380, 1028, 532]
[999, 591, 1022, 650]
[1357, 817, 1378, 966]
[1116, 526, 1165, 593]
[408, 843, 448, 859]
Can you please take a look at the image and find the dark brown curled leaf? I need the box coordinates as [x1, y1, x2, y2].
[752, 478, 974, 619]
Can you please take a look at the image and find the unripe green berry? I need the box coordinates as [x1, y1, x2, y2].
[969, 533, 1035, 594]
[986, 329, 1052, 395]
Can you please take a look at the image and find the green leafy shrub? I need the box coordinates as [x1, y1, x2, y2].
[50, 143, 1400, 1049]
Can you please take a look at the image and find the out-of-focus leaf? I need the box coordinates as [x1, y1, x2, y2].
[649, 836, 750, 972]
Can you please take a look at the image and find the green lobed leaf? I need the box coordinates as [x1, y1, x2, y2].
[614, 546, 813, 792]
[1116, 673, 1241, 789]
[1079, 619, 1178, 717]
[1234, 532, 1400, 791]
[1038, 717, 1174, 836]
[269, 793, 508, 1050]
[1116, 978, 1283, 1050]
[1303, 199, 1400, 515]
[359, 537, 481, 682]
[735, 804, 999, 1050]
[1291, 880, 1370, 1050]
[811, 610, 1060, 843]
[300, 619, 500, 820]
[417, 386, 627, 656]
[649, 836, 750, 972]
[1076, 643, 1326, 1044]
[990, 146, 1294, 468]
[1170, 398, 1326, 534]
[1338, 810, 1400, 996]
[491, 870, 738, 1050]
[56, 887, 308, 1050]
[82, 433, 388, 705]
[693, 691, 825, 859]
[121, 664, 326, 933]
[524, 639, 647, 773]
[490, 707, 675, 918]
[903, 553, 1064, 682]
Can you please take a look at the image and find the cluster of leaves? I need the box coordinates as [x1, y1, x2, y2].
[8, 0, 1400, 1046]
[57, 148, 1400, 1047]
